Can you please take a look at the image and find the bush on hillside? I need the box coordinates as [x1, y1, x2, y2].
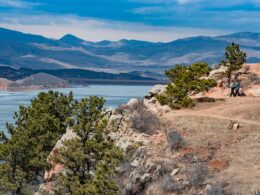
[205, 184, 225, 195]
[187, 163, 208, 188]
[167, 129, 185, 151]
[128, 99, 160, 135]
[157, 62, 216, 108]
[160, 174, 180, 193]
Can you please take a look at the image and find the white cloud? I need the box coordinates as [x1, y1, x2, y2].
[0, 14, 227, 42]
[0, 0, 39, 8]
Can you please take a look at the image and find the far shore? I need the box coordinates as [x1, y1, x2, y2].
[0, 79, 166, 92]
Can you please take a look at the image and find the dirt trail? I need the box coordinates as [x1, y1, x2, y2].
[168, 112, 260, 126]
[164, 97, 260, 126]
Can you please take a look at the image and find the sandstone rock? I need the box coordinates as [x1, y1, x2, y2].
[158, 105, 171, 113]
[145, 85, 166, 99]
[108, 114, 123, 130]
[126, 170, 151, 194]
[53, 128, 77, 150]
[170, 168, 179, 176]
[131, 159, 139, 167]
[228, 120, 240, 130]
[150, 85, 166, 95]
[144, 160, 157, 173]
[209, 66, 228, 80]
[148, 97, 157, 104]
[126, 98, 139, 108]
[141, 173, 151, 183]
[246, 88, 260, 97]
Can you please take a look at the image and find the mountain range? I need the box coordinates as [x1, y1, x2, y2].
[1, 27, 260, 74]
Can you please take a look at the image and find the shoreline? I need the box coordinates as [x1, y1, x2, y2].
[0, 80, 166, 92]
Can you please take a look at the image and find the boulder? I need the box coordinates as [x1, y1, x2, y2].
[147, 97, 157, 104]
[170, 168, 179, 176]
[108, 114, 123, 131]
[145, 85, 166, 99]
[126, 169, 151, 194]
[126, 98, 140, 109]
[246, 88, 260, 97]
[209, 66, 227, 80]
[158, 105, 171, 114]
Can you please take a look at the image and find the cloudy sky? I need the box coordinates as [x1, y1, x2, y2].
[0, 0, 259, 42]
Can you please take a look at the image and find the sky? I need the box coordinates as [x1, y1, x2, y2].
[0, 0, 260, 42]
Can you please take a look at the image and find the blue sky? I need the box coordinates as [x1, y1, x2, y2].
[0, 0, 260, 41]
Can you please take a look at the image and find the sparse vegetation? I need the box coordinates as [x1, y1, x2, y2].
[205, 184, 225, 195]
[128, 99, 160, 134]
[187, 163, 207, 188]
[167, 129, 185, 151]
[160, 174, 179, 193]
[158, 62, 216, 108]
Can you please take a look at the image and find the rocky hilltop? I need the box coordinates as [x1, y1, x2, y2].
[39, 64, 260, 195]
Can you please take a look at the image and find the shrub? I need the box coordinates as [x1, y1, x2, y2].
[160, 174, 179, 192]
[128, 99, 160, 135]
[187, 163, 207, 188]
[157, 62, 216, 109]
[167, 129, 185, 151]
[156, 94, 169, 106]
[206, 184, 225, 195]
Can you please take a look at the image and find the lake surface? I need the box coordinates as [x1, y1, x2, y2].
[0, 85, 152, 133]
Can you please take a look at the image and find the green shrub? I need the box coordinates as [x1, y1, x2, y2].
[157, 62, 216, 109]
[156, 94, 169, 105]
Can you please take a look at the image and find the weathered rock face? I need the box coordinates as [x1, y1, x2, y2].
[145, 85, 166, 99]
[246, 87, 260, 97]
[208, 66, 228, 81]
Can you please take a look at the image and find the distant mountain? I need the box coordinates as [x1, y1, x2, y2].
[1, 27, 260, 73]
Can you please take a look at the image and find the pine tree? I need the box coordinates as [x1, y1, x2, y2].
[157, 62, 216, 108]
[0, 91, 74, 195]
[221, 42, 247, 85]
[51, 96, 123, 195]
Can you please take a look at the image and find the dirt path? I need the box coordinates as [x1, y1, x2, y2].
[164, 97, 260, 126]
[166, 112, 260, 126]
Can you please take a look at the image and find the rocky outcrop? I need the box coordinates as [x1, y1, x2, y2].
[145, 85, 166, 99]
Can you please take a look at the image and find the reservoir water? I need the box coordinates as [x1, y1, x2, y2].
[0, 84, 152, 133]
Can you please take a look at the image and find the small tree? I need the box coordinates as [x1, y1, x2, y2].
[0, 91, 74, 195]
[221, 42, 247, 85]
[158, 62, 216, 108]
[51, 96, 123, 195]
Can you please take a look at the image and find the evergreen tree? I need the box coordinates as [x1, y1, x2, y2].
[0, 91, 74, 195]
[221, 42, 247, 85]
[51, 96, 123, 195]
[157, 62, 216, 108]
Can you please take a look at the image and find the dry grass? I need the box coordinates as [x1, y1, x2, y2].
[162, 97, 260, 192]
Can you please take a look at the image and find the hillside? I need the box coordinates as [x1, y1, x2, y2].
[1, 27, 260, 73]
[6, 73, 69, 90]
[38, 64, 260, 195]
